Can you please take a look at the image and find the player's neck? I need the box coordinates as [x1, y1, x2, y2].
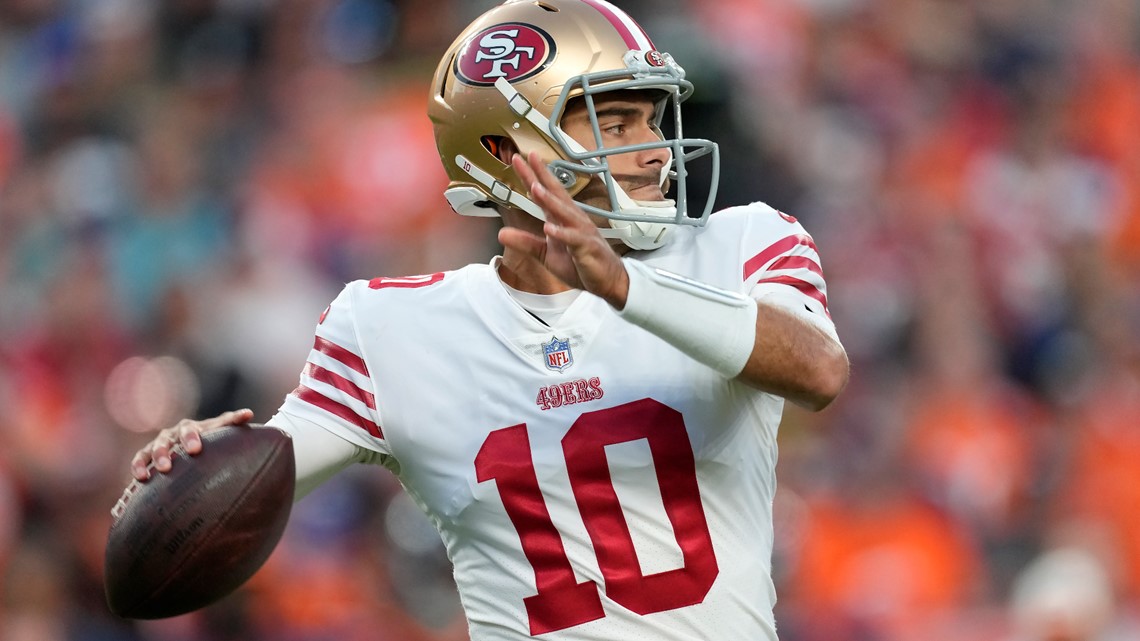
[497, 250, 575, 295]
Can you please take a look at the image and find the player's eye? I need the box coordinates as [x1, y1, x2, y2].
[602, 123, 625, 136]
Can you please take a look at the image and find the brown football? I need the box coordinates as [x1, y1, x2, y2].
[104, 424, 295, 619]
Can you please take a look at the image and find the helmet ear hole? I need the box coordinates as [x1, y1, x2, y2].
[481, 136, 516, 165]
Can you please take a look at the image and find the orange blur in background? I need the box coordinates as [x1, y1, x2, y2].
[2, 1, 1140, 640]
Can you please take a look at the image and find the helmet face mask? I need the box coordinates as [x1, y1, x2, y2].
[429, 0, 720, 251]
[546, 53, 719, 224]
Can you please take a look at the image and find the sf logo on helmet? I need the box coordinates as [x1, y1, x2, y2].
[455, 22, 556, 86]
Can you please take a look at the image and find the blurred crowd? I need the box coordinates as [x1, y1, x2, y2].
[2, 0, 1140, 640]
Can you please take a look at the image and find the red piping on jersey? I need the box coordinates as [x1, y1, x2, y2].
[314, 336, 369, 376]
[368, 272, 445, 289]
[754, 275, 830, 317]
[765, 255, 824, 279]
[304, 362, 376, 410]
[743, 234, 819, 281]
[293, 385, 384, 439]
[579, 0, 654, 50]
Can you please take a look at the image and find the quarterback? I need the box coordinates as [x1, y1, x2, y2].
[131, 1, 849, 639]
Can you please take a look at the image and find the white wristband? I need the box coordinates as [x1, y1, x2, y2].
[617, 258, 758, 378]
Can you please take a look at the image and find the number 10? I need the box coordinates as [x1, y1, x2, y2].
[474, 398, 719, 635]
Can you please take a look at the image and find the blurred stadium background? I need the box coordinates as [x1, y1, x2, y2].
[3, 0, 1140, 639]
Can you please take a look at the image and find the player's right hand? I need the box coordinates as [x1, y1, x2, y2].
[130, 409, 254, 481]
[502, 152, 631, 309]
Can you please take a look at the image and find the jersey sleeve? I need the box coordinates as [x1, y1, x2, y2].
[277, 282, 391, 456]
[266, 410, 380, 500]
[737, 203, 838, 340]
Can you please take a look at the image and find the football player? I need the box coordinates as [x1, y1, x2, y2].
[131, 1, 849, 639]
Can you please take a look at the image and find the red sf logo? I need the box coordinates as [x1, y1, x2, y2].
[455, 22, 555, 86]
[645, 50, 665, 67]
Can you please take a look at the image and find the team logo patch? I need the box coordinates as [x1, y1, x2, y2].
[644, 50, 666, 67]
[541, 336, 574, 372]
[454, 22, 556, 86]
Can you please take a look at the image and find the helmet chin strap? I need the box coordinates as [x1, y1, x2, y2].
[601, 188, 675, 250]
[600, 148, 676, 250]
[601, 221, 671, 250]
[452, 149, 674, 251]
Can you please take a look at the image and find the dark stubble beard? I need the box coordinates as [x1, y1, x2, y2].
[573, 173, 668, 211]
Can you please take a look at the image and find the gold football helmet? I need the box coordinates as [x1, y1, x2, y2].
[428, 0, 719, 250]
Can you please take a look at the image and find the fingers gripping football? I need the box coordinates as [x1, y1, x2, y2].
[131, 409, 254, 481]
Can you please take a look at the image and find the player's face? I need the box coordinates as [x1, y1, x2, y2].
[560, 91, 670, 209]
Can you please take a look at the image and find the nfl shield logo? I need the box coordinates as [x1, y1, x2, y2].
[541, 336, 573, 372]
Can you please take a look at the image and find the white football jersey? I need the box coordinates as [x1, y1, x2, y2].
[274, 202, 835, 641]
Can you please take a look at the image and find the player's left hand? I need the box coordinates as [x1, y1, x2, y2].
[130, 409, 254, 481]
[499, 152, 630, 309]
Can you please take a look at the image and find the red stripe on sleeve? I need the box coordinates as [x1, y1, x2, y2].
[765, 255, 824, 279]
[743, 234, 818, 282]
[293, 385, 384, 439]
[368, 272, 445, 289]
[303, 362, 376, 410]
[314, 336, 368, 376]
[754, 275, 830, 317]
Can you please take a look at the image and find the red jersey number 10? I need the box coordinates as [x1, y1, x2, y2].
[474, 398, 719, 635]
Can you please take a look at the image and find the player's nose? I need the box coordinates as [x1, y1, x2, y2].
[637, 134, 670, 169]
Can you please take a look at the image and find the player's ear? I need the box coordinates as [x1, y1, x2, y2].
[495, 137, 519, 165]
